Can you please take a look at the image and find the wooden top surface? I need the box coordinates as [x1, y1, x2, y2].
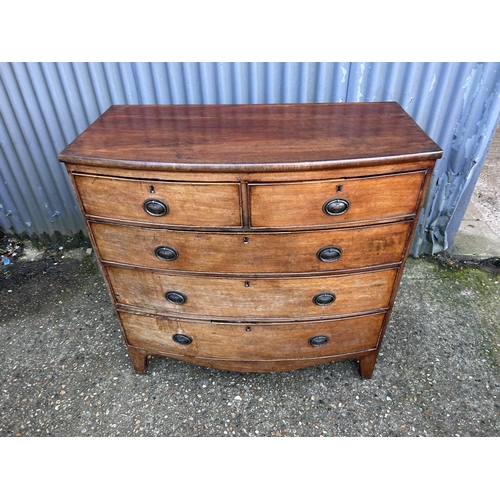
[58, 102, 442, 172]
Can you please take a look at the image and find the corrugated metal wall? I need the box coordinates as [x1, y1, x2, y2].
[1, 62, 500, 255]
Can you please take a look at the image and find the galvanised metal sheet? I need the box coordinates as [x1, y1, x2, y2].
[1, 62, 499, 254]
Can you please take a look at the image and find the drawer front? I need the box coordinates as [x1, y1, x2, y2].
[108, 267, 397, 319]
[249, 171, 425, 228]
[74, 174, 242, 227]
[120, 311, 385, 360]
[91, 220, 411, 273]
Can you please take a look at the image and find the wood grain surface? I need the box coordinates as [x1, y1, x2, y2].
[58, 103, 442, 170]
[249, 171, 425, 228]
[119, 311, 385, 360]
[90, 220, 411, 274]
[124, 344, 380, 373]
[107, 266, 397, 319]
[74, 174, 242, 227]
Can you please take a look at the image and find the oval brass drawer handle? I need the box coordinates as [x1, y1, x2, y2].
[172, 333, 192, 345]
[143, 198, 169, 216]
[308, 335, 329, 347]
[317, 245, 342, 262]
[313, 292, 336, 306]
[165, 291, 187, 305]
[155, 245, 178, 261]
[323, 197, 350, 216]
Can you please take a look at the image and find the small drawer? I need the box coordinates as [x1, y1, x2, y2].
[119, 311, 386, 360]
[107, 267, 397, 319]
[73, 174, 242, 227]
[91, 220, 411, 273]
[249, 171, 425, 228]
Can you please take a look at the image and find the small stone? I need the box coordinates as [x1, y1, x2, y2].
[86, 248, 93, 256]
[234, 396, 242, 400]
[18, 241, 45, 261]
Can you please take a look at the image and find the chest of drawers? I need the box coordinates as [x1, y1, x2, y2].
[58, 102, 442, 378]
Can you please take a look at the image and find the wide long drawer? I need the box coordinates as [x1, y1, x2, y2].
[108, 267, 397, 319]
[91, 220, 411, 273]
[249, 171, 425, 228]
[73, 174, 242, 227]
[120, 311, 385, 360]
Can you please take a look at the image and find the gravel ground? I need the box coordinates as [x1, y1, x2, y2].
[1, 246, 499, 438]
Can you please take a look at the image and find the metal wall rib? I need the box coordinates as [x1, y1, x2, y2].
[1, 62, 499, 254]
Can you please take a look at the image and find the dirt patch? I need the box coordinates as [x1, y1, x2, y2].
[479, 257, 500, 273]
[429, 252, 500, 275]
[1, 235, 99, 322]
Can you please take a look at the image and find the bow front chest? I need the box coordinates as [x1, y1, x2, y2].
[58, 103, 442, 378]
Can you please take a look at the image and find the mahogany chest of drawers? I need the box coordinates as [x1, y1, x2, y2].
[58, 102, 442, 378]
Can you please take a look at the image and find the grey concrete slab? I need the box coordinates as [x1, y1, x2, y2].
[452, 200, 500, 259]
[452, 125, 500, 259]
